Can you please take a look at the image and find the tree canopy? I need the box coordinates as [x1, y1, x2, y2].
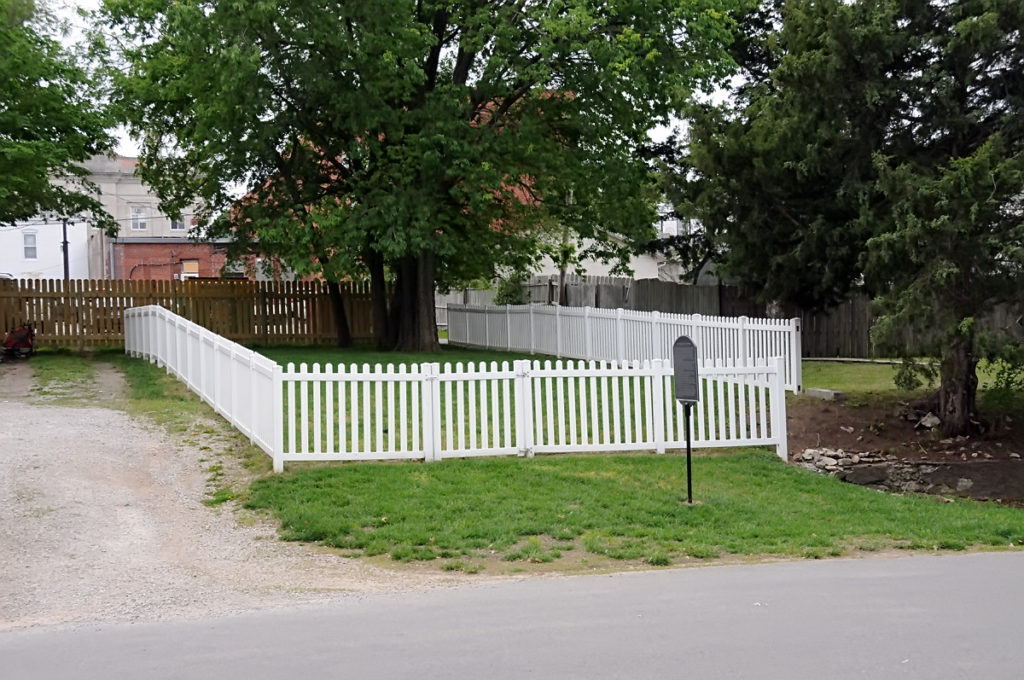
[96, 0, 744, 349]
[0, 0, 113, 227]
[679, 0, 1024, 435]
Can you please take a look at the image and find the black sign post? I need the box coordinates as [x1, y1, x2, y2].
[672, 337, 700, 504]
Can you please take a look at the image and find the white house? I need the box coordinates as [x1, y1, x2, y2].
[529, 207, 715, 283]
[1, 155, 210, 280]
[0, 217, 90, 279]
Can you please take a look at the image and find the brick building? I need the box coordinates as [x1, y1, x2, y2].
[111, 238, 231, 281]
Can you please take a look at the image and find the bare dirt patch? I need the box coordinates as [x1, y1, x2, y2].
[0, 361, 477, 633]
[787, 395, 1024, 500]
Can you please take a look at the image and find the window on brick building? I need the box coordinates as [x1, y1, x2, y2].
[181, 259, 199, 280]
[170, 217, 185, 231]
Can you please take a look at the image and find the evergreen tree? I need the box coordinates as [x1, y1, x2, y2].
[681, 0, 1024, 435]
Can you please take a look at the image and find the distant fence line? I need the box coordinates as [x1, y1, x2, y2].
[446, 303, 802, 393]
[795, 295, 1024, 358]
[126, 305, 789, 472]
[0, 278, 372, 348]
[441, 277, 1024, 359]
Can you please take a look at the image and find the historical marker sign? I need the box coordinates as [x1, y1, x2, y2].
[672, 336, 700, 403]
[673, 336, 700, 504]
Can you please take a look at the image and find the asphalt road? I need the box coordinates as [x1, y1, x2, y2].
[3, 552, 1022, 679]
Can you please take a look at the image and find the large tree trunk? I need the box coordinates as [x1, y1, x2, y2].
[392, 252, 440, 352]
[366, 249, 391, 349]
[938, 336, 978, 436]
[325, 280, 353, 348]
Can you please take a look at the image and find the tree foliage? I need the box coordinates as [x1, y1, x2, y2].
[96, 0, 743, 349]
[0, 0, 113, 227]
[680, 0, 1024, 435]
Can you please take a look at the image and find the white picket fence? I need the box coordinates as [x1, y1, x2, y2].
[446, 303, 803, 393]
[124, 305, 283, 458]
[125, 305, 789, 472]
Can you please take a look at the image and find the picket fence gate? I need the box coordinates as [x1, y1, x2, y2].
[125, 305, 788, 472]
[446, 303, 803, 394]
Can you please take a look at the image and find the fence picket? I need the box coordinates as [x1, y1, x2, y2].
[325, 364, 335, 455]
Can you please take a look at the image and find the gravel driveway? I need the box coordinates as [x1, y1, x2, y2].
[0, 361, 469, 632]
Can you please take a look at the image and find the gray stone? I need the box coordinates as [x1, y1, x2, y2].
[918, 413, 941, 429]
[839, 458, 854, 467]
[819, 456, 838, 467]
[804, 388, 846, 402]
[844, 464, 889, 485]
[851, 454, 861, 464]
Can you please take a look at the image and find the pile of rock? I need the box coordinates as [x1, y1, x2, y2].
[796, 446, 1024, 500]
[796, 448, 895, 486]
[797, 448, 885, 474]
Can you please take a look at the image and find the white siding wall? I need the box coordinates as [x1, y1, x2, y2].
[0, 221, 90, 279]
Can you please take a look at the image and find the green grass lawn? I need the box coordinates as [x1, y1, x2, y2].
[803, 359, 1008, 395]
[246, 450, 1024, 572]
[802, 359, 1023, 415]
[259, 344, 539, 369]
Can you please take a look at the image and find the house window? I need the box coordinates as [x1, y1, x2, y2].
[181, 259, 200, 280]
[130, 206, 148, 231]
[23, 232, 37, 259]
[170, 217, 185, 231]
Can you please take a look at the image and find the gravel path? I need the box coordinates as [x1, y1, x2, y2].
[0, 361, 471, 632]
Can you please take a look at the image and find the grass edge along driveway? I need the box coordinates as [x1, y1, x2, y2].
[245, 450, 1024, 574]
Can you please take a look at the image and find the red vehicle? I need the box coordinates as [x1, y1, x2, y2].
[2, 323, 36, 359]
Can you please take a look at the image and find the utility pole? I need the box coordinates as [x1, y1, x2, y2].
[62, 217, 70, 281]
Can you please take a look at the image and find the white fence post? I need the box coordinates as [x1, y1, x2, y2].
[739, 315, 748, 366]
[790, 317, 803, 393]
[771, 357, 789, 461]
[651, 359, 666, 454]
[505, 305, 512, 351]
[272, 363, 284, 473]
[528, 304, 536, 354]
[555, 305, 562, 358]
[421, 363, 440, 462]
[513, 360, 534, 457]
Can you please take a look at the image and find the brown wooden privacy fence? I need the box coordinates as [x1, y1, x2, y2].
[0, 278, 373, 349]
[798, 295, 1024, 358]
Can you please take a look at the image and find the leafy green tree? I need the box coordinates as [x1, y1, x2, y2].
[680, 0, 1024, 435]
[0, 0, 113, 227]
[96, 0, 742, 350]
